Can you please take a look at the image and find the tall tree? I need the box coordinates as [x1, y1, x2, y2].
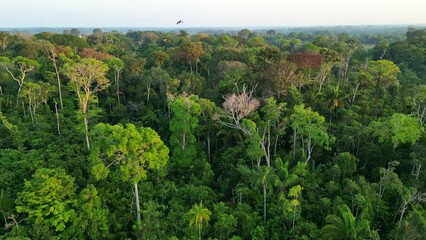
[169, 95, 201, 168]
[64, 58, 110, 150]
[337, 39, 360, 80]
[105, 58, 125, 104]
[40, 41, 65, 109]
[90, 123, 169, 223]
[259, 97, 286, 160]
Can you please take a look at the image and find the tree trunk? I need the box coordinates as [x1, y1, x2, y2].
[16, 83, 23, 106]
[84, 115, 90, 151]
[52, 60, 63, 109]
[115, 69, 121, 104]
[306, 138, 312, 163]
[260, 131, 271, 167]
[207, 133, 211, 162]
[182, 132, 186, 150]
[263, 183, 267, 224]
[318, 76, 325, 94]
[54, 100, 61, 135]
[198, 220, 201, 240]
[274, 134, 279, 156]
[417, 106, 425, 127]
[22, 102, 26, 118]
[415, 163, 421, 180]
[267, 125, 271, 165]
[146, 83, 151, 104]
[398, 202, 407, 225]
[29, 105, 35, 126]
[134, 182, 141, 222]
[293, 129, 297, 159]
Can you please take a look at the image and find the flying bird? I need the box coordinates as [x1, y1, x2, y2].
[176, 20, 183, 25]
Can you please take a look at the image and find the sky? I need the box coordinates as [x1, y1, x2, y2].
[0, 0, 425, 28]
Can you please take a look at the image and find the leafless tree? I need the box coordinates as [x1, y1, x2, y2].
[215, 86, 260, 136]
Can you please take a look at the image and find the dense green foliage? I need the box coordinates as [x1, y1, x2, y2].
[0, 27, 426, 239]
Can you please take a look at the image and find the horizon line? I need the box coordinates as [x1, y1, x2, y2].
[1, 23, 426, 29]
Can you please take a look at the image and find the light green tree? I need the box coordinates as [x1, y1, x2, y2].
[288, 185, 303, 230]
[290, 104, 334, 163]
[259, 97, 286, 163]
[169, 95, 201, 168]
[16, 168, 76, 233]
[90, 123, 169, 222]
[360, 60, 400, 97]
[372, 113, 421, 150]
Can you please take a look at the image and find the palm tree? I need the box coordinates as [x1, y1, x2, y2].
[321, 205, 372, 240]
[254, 166, 279, 224]
[274, 158, 301, 200]
[188, 201, 212, 240]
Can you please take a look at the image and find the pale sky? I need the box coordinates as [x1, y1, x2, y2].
[0, 0, 425, 28]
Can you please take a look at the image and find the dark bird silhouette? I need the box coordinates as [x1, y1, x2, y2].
[176, 20, 183, 25]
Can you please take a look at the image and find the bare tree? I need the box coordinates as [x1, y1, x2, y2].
[215, 87, 279, 167]
[216, 87, 260, 136]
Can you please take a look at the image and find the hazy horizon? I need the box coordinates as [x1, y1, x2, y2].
[0, 0, 425, 28]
